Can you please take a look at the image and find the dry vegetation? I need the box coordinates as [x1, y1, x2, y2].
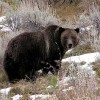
[0, 0, 100, 99]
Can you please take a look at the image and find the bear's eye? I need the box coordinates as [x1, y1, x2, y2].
[71, 36, 76, 40]
[64, 37, 68, 40]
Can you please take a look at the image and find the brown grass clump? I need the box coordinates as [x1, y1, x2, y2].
[55, 4, 82, 20]
[0, 1, 13, 15]
[0, 66, 8, 83]
[55, 71, 98, 100]
[93, 63, 100, 78]
[64, 43, 93, 59]
[9, 75, 53, 95]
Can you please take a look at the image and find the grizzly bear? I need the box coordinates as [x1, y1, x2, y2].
[3, 25, 79, 82]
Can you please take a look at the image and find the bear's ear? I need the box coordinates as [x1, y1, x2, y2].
[75, 28, 79, 33]
[59, 27, 65, 33]
[55, 27, 65, 34]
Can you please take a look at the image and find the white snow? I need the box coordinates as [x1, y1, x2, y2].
[66, 49, 73, 54]
[0, 16, 6, 22]
[62, 52, 100, 77]
[80, 25, 94, 33]
[11, 94, 23, 100]
[78, 63, 96, 76]
[62, 52, 100, 64]
[59, 76, 76, 86]
[46, 85, 53, 89]
[1, 27, 12, 32]
[0, 16, 12, 32]
[0, 87, 12, 95]
[0, 24, 12, 32]
[30, 94, 50, 100]
[0, 25, 4, 28]
[62, 86, 74, 92]
[86, 25, 94, 31]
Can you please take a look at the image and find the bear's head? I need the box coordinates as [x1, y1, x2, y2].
[55, 27, 79, 52]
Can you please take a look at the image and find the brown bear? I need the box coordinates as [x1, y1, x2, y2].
[3, 25, 79, 82]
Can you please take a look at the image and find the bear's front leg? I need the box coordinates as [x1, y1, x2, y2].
[41, 60, 61, 74]
[41, 61, 50, 74]
[48, 60, 61, 74]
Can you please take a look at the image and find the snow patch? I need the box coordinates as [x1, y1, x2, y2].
[78, 63, 96, 76]
[0, 87, 12, 95]
[0, 16, 12, 32]
[59, 76, 76, 86]
[11, 94, 23, 100]
[46, 85, 53, 89]
[61, 52, 99, 85]
[66, 49, 73, 54]
[1, 26, 12, 32]
[0, 16, 6, 22]
[62, 52, 100, 64]
[62, 86, 74, 92]
[30, 94, 50, 100]
[80, 25, 94, 33]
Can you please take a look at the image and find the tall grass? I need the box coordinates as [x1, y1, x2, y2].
[5, 0, 61, 32]
[56, 74, 98, 100]
[78, 2, 100, 51]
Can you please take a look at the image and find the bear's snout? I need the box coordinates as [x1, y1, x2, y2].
[68, 43, 73, 49]
[67, 39, 73, 49]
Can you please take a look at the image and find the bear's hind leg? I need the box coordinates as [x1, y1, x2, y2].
[4, 54, 21, 83]
[5, 66, 20, 83]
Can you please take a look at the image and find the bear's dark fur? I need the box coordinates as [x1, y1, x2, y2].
[3, 25, 79, 82]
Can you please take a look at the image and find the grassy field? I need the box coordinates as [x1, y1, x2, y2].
[0, 0, 100, 99]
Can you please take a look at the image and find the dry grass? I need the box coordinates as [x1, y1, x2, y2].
[93, 66, 100, 78]
[55, 4, 82, 20]
[92, 60, 100, 78]
[0, 1, 13, 15]
[0, 65, 8, 83]
[0, 0, 100, 100]
[55, 62, 99, 100]
[0, 53, 100, 99]
[64, 43, 93, 58]
[5, 0, 61, 32]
